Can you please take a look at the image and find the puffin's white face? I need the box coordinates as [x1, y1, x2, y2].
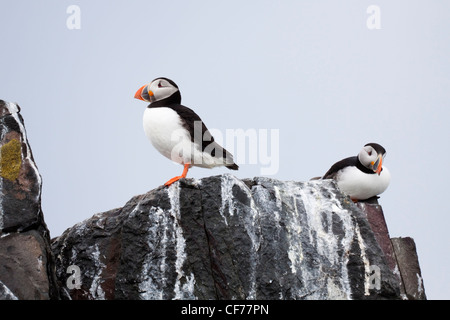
[134, 78, 179, 103]
[358, 145, 385, 175]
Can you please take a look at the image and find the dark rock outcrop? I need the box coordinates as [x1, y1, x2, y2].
[0, 100, 59, 300]
[356, 202, 426, 299]
[391, 237, 426, 300]
[52, 175, 408, 300]
[0, 99, 425, 300]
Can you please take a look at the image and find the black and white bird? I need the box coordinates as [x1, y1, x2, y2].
[321, 143, 391, 201]
[134, 77, 238, 186]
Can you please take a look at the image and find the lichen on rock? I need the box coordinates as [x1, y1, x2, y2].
[0, 138, 22, 181]
[0, 100, 59, 300]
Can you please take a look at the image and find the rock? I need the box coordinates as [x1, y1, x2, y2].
[0, 100, 59, 300]
[356, 201, 399, 272]
[0, 99, 426, 301]
[52, 175, 404, 300]
[0, 281, 18, 300]
[391, 237, 426, 300]
[0, 231, 53, 299]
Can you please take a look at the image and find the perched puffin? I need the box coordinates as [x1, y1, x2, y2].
[134, 77, 238, 186]
[321, 143, 391, 201]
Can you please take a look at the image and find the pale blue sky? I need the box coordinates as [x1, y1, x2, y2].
[1, 1, 449, 299]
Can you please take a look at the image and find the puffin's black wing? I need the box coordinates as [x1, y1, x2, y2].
[169, 104, 239, 170]
[323, 156, 357, 179]
[169, 104, 214, 150]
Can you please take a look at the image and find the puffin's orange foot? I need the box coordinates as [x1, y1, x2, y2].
[164, 163, 190, 187]
[352, 199, 358, 203]
[164, 176, 183, 186]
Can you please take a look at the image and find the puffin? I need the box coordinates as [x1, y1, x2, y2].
[321, 143, 391, 201]
[134, 77, 239, 186]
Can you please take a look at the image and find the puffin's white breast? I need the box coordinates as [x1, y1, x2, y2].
[143, 107, 193, 164]
[143, 107, 232, 168]
[336, 166, 391, 200]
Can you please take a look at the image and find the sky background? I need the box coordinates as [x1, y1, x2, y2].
[1, 1, 449, 299]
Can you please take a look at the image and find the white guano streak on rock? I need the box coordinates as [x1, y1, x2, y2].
[326, 278, 348, 300]
[220, 174, 260, 299]
[416, 273, 424, 296]
[89, 243, 106, 300]
[221, 174, 261, 249]
[244, 183, 260, 299]
[326, 183, 354, 299]
[297, 181, 354, 299]
[355, 223, 371, 296]
[270, 185, 284, 299]
[273, 186, 282, 223]
[139, 204, 166, 300]
[296, 183, 326, 299]
[160, 206, 169, 286]
[0, 280, 18, 300]
[219, 174, 234, 225]
[8, 102, 42, 191]
[284, 185, 303, 276]
[168, 182, 196, 300]
[283, 181, 327, 299]
[274, 181, 307, 295]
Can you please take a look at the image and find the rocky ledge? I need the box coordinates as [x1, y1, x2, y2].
[0, 100, 426, 300]
[51, 175, 424, 300]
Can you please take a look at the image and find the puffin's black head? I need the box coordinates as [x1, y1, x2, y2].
[358, 143, 387, 175]
[134, 77, 181, 105]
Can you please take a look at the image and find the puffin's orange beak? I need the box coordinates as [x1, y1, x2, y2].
[374, 155, 383, 175]
[134, 84, 154, 101]
[134, 86, 145, 100]
[134, 85, 146, 100]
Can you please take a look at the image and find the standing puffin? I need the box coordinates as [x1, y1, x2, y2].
[134, 77, 238, 186]
[321, 143, 391, 201]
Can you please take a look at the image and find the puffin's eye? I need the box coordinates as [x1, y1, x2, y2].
[368, 150, 372, 156]
[158, 81, 163, 88]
